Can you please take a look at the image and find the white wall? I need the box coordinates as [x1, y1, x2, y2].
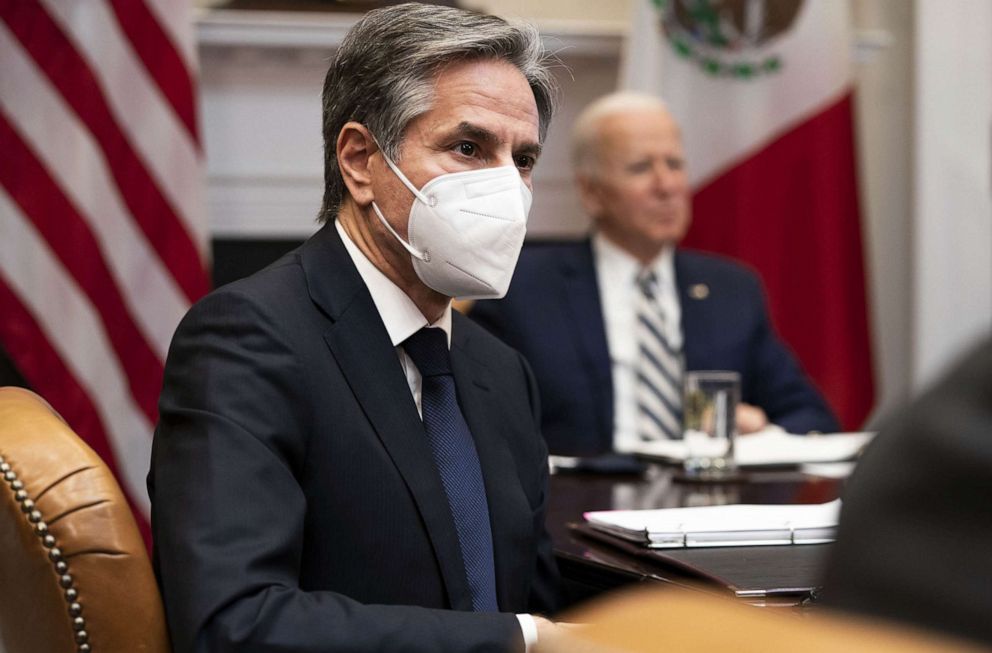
[851, 0, 914, 422]
[911, 0, 992, 389]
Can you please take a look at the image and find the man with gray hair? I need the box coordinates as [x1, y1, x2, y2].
[472, 91, 838, 456]
[149, 4, 560, 651]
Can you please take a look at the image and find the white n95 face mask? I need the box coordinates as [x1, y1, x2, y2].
[370, 148, 532, 300]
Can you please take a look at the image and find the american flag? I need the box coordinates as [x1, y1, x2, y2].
[0, 0, 209, 544]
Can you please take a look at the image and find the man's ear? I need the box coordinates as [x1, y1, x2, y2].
[576, 173, 604, 219]
[337, 121, 377, 206]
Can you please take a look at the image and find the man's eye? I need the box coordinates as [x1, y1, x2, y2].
[667, 157, 684, 171]
[515, 155, 535, 170]
[626, 160, 652, 173]
[456, 142, 476, 156]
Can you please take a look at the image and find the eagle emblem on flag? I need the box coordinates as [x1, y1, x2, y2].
[653, 0, 805, 78]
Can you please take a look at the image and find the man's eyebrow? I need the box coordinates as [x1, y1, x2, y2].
[517, 141, 543, 160]
[450, 121, 543, 158]
[453, 122, 499, 147]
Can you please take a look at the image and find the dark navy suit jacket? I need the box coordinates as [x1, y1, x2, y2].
[471, 240, 838, 455]
[149, 222, 558, 652]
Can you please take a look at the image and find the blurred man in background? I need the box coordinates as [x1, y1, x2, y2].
[472, 92, 838, 456]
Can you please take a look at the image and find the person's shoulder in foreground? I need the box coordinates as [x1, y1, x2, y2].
[822, 337, 992, 647]
[149, 3, 560, 651]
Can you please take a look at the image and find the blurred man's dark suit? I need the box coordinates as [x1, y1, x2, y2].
[471, 240, 838, 455]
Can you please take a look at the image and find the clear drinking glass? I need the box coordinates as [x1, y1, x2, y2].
[682, 371, 740, 477]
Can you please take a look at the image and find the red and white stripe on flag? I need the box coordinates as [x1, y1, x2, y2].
[622, 0, 875, 429]
[0, 0, 210, 545]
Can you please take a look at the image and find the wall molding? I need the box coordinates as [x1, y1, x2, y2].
[196, 9, 625, 58]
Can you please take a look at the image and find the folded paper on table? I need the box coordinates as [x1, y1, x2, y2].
[584, 499, 841, 549]
[630, 430, 874, 467]
[800, 461, 857, 479]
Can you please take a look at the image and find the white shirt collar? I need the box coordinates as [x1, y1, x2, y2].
[335, 219, 452, 348]
[591, 231, 676, 288]
[592, 229, 682, 352]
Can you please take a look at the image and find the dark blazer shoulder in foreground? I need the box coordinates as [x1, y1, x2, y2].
[823, 338, 992, 647]
[471, 239, 838, 455]
[149, 222, 558, 652]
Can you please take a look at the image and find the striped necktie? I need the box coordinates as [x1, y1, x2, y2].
[635, 269, 684, 440]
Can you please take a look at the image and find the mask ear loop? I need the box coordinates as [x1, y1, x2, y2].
[370, 202, 430, 262]
[367, 132, 430, 262]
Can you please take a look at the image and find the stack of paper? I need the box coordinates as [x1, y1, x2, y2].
[631, 430, 874, 467]
[584, 499, 841, 549]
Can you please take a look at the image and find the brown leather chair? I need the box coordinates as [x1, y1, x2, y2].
[536, 587, 984, 653]
[0, 387, 170, 653]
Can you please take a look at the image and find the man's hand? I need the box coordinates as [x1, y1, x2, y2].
[533, 618, 598, 653]
[533, 615, 558, 642]
[736, 403, 769, 434]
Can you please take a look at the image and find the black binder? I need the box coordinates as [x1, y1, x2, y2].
[570, 522, 830, 601]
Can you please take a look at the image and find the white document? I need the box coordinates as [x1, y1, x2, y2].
[585, 499, 842, 549]
[631, 430, 874, 467]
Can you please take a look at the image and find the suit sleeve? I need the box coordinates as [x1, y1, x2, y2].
[149, 289, 523, 653]
[742, 277, 841, 433]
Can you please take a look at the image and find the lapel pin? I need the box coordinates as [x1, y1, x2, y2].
[689, 283, 709, 300]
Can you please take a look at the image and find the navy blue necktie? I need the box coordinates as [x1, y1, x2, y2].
[403, 327, 499, 612]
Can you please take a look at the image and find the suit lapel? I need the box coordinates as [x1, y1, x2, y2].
[675, 251, 703, 369]
[302, 223, 474, 611]
[450, 316, 533, 611]
[561, 241, 614, 450]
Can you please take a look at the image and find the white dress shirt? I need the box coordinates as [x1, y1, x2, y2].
[336, 220, 452, 415]
[335, 220, 538, 651]
[592, 232, 682, 453]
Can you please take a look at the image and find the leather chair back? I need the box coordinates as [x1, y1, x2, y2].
[0, 387, 170, 653]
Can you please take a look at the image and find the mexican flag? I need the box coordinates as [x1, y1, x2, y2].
[622, 0, 874, 429]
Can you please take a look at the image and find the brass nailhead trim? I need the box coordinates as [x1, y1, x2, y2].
[0, 454, 91, 652]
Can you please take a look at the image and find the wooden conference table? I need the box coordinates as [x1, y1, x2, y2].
[547, 459, 844, 609]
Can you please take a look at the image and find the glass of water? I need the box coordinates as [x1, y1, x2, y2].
[682, 371, 740, 478]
